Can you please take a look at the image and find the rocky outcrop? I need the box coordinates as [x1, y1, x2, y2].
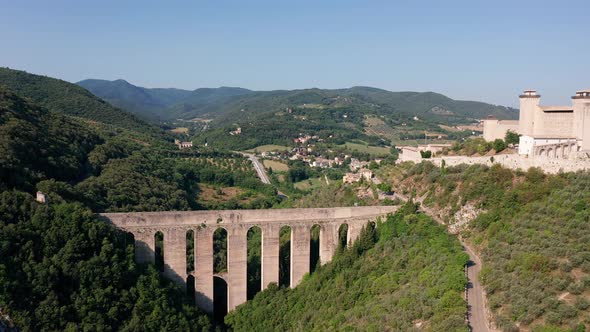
[449, 202, 484, 234]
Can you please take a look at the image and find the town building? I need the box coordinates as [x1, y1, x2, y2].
[342, 169, 374, 184]
[174, 139, 193, 149]
[349, 158, 370, 171]
[482, 89, 590, 159]
[397, 144, 452, 162]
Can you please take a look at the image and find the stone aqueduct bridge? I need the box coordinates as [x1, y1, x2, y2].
[99, 206, 398, 312]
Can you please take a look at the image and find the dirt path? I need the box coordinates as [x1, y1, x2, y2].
[398, 194, 494, 332]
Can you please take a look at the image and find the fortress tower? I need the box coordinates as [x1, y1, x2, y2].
[573, 90, 590, 151]
[518, 90, 540, 137]
[517, 90, 541, 155]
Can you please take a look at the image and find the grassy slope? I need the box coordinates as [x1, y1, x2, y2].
[339, 142, 391, 157]
[226, 208, 469, 331]
[384, 162, 590, 331]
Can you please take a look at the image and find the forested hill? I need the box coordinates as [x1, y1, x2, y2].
[77, 78, 517, 123]
[226, 204, 469, 331]
[0, 87, 101, 192]
[0, 68, 155, 133]
[0, 86, 214, 330]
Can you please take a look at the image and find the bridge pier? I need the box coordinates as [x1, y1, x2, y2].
[320, 223, 337, 265]
[290, 224, 310, 287]
[347, 222, 364, 247]
[227, 225, 248, 311]
[163, 227, 187, 289]
[262, 224, 280, 289]
[195, 226, 214, 313]
[134, 229, 155, 264]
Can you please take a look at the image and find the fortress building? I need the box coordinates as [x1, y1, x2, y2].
[483, 89, 590, 159]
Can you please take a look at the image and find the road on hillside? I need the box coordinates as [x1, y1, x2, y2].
[241, 153, 271, 184]
[462, 241, 492, 332]
[397, 193, 493, 332]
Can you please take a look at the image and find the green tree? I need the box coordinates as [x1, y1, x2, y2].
[493, 138, 507, 152]
[505, 130, 520, 145]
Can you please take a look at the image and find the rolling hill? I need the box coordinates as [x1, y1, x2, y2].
[77, 78, 252, 120]
[0, 68, 155, 133]
[77, 79, 517, 123]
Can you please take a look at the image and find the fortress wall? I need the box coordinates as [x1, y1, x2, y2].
[430, 154, 590, 174]
[535, 111, 574, 137]
[483, 120, 520, 141]
[398, 147, 422, 162]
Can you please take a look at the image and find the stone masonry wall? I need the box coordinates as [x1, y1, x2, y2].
[430, 154, 590, 174]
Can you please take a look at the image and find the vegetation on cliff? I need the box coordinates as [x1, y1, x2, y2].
[384, 162, 590, 331]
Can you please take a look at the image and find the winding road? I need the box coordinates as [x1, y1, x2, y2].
[241, 153, 271, 184]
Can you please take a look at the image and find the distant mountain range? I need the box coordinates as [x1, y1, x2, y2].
[77, 79, 518, 124]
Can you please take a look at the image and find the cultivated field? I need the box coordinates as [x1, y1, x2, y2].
[339, 142, 391, 157]
[294, 177, 328, 190]
[170, 127, 189, 134]
[245, 145, 291, 153]
[262, 159, 289, 172]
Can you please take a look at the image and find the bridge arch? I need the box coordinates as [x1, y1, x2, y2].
[278, 225, 291, 288]
[338, 223, 349, 250]
[213, 276, 228, 323]
[213, 227, 228, 274]
[186, 275, 195, 303]
[310, 224, 321, 272]
[154, 231, 164, 272]
[246, 225, 262, 299]
[186, 229, 194, 274]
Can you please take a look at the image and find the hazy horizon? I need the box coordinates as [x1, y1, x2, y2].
[2, 0, 589, 107]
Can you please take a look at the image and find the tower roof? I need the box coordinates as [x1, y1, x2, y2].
[520, 90, 540, 98]
[573, 90, 590, 99]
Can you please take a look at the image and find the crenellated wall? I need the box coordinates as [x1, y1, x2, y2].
[98, 206, 397, 312]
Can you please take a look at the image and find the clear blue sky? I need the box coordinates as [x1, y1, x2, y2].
[1, 0, 588, 107]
